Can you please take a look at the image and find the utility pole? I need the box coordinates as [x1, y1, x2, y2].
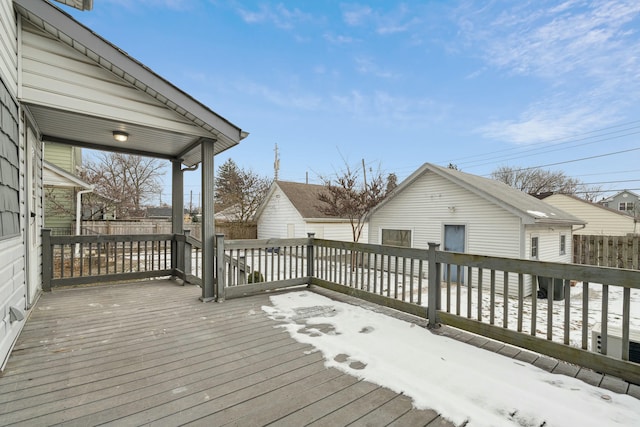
[274, 143, 280, 180]
[362, 158, 368, 191]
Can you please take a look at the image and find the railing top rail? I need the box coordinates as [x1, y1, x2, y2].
[437, 250, 640, 289]
[47, 233, 175, 244]
[223, 237, 310, 250]
[314, 238, 430, 259]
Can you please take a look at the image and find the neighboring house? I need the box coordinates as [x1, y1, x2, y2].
[600, 190, 640, 217]
[367, 163, 585, 295]
[540, 193, 638, 236]
[43, 160, 93, 235]
[43, 141, 89, 234]
[0, 0, 245, 369]
[255, 181, 368, 242]
[147, 206, 173, 220]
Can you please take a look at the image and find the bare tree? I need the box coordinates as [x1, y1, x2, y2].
[317, 162, 388, 243]
[215, 159, 271, 222]
[81, 152, 166, 218]
[491, 166, 580, 195]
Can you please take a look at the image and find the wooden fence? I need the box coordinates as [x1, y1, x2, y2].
[573, 234, 640, 270]
[79, 220, 256, 240]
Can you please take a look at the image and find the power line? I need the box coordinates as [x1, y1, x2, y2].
[441, 119, 640, 167]
[498, 147, 640, 172]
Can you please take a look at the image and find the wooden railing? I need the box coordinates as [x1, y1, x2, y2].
[41, 230, 640, 384]
[42, 229, 176, 289]
[214, 234, 640, 385]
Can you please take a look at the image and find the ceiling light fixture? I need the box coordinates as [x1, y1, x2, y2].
[112, 130, 129, 142]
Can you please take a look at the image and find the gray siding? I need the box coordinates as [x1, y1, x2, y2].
[0, 1, 17, 94]
[0, 2, 28, 369]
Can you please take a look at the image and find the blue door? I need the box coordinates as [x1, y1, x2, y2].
[444, 225, 465, 283]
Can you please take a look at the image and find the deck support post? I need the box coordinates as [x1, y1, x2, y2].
[427, 242, 441, 327]
[171, 160, 184, 278]
[42, 228, 52, 292]
[216, 234, 226, 301]
[306, 233, 315, 285]
[200, 139, 216, 301]
[183, 229, 192, 281]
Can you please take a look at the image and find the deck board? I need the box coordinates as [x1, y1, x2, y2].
[0, 280, 453, 426]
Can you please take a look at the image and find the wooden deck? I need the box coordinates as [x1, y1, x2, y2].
[0, 280, 454, 426]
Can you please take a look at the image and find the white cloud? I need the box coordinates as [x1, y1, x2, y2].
[341, 4, 420, 35]
[236, 3, 311, 30]
[354, 57, 397, 78]
[460, 0, 640, 144]
[323, 33, 356, 45]
[342, 5, 373, 26]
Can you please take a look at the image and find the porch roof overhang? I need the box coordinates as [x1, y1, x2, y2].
[15, 0, 248, 166]
[43, 160, 92, 189]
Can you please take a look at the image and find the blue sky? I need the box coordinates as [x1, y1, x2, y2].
[64, 0, 640, 204]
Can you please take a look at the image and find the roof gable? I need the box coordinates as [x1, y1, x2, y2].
[275, 181, 337, 219]
[371, 163, 584, 225]
[255, 180, 349, 221]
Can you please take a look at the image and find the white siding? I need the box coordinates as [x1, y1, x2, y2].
[306, 221, 367, 243]
[20, 23, 209, 136]
[257, 186, 366, 242]
[368, 170, 544, 295]
[544, 194, 637, 236]
[369, 170, 522, 257]
[0, 1, 18, 93]
[525, 225, 573, 264]
[257, 186, 305, 240]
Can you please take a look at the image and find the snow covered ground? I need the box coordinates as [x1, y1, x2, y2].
[263, 291, 640, 427]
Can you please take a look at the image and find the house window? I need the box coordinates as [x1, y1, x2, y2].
[0, 79, 20, 240]
[619, 202, 634, 211]
[531, 236, 539, 259]
[559, 234, 566, 255]
[382, 229, 412, 248]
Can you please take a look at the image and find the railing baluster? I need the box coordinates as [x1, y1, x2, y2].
[489, 269, 495, 325]
[622, 286, 631, 361]
[600, 284, 609, 355]
[467, 266, 473, 319]
[456, 265, 461, 316]
[531, 275, 537, 337]
[564, 279, 571, 345]
[409, 258, 414, 303]
[503, 271, 509, 328]
[518, 273, 524, 332]
[547, 278, 555, 341]
[394, 256, 399, 299]
[417, 259, 423, 306]
[446, 264, 451, 312]
[477, 268, 483, 321]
